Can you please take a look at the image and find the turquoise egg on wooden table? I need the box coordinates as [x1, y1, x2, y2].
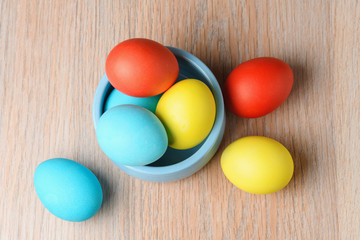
[33, 158, 103, 222]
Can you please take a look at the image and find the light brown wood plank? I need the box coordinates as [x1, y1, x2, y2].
[334, 1, 360, 239]
[0, 0, 358, 239]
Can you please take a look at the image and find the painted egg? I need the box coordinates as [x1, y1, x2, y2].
[104, 77, 161, 113]
[105, 38, 179, 97]
[224, 57, 293, 118]
[221, 136, 294, 194]
[155, 79, 216, 150]
[96, 105, 168, 166]
[34, 158, 103, 222]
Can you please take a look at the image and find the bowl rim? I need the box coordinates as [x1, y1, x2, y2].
[93, 47, 225, 176]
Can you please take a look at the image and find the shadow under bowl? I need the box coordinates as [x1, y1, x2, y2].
[93, 47, 225, 182]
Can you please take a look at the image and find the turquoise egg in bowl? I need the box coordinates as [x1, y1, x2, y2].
[104, 79, 161, 113]
[96, 105, 168, 166]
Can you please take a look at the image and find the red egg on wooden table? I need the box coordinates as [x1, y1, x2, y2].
[224, 57, 293, 118]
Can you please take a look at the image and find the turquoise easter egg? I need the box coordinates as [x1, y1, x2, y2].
[103, 74, 161, 113]
[105, 88, 161, 113]
[96, 105, 168, 166]
[33, 158, 103, 222]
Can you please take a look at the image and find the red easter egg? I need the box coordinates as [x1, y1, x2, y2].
[224, 57, 293, 118]
[106, 38, 179, 97]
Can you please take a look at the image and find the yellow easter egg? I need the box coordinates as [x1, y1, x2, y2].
[221, 136, 294, 194]
[155, 79, 216, 150]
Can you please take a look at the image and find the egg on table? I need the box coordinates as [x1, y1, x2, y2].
[33, 158, 103, 222]
[155, 79, 216, 150]
[96, 105, 168, 166]
[224, 57, 293, 118]
[221, 136, 294, 194]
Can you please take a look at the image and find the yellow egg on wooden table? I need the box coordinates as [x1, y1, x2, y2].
[221, 136, 294, 194]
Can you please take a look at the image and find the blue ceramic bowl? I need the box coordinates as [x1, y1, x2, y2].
[93, 47, 225, 182]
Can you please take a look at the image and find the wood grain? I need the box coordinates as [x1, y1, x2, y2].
[0, 0, 359, 239]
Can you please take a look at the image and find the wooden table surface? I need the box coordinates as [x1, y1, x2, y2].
[1, 0, 359, 239]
